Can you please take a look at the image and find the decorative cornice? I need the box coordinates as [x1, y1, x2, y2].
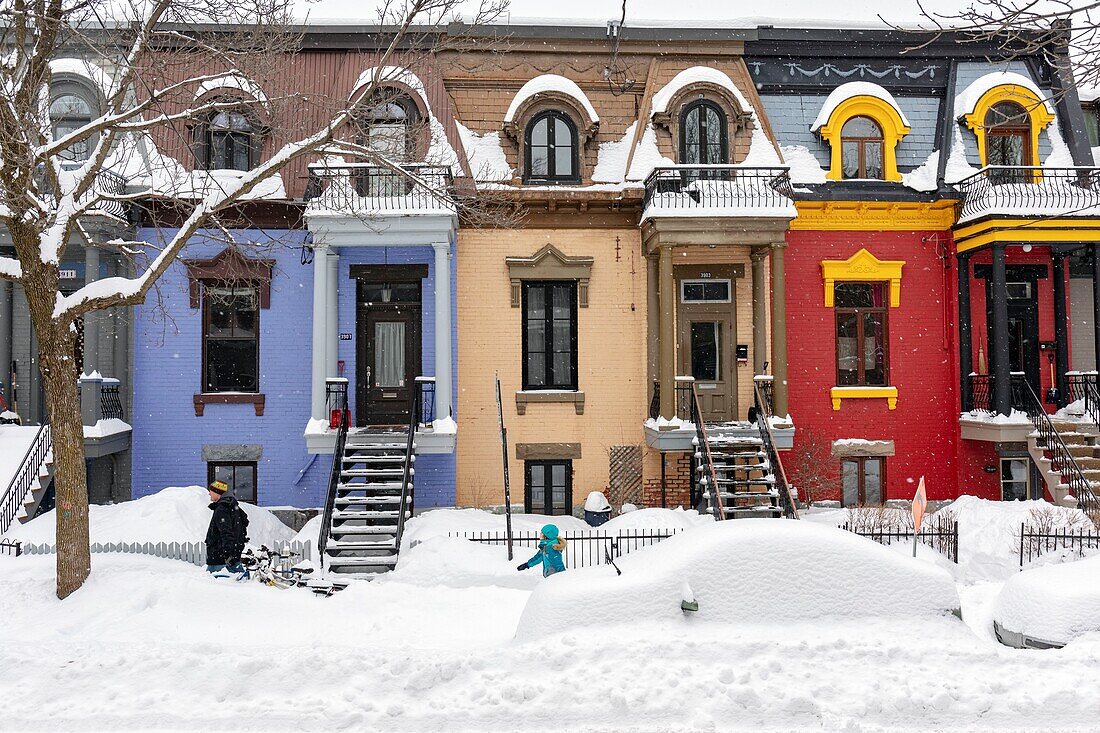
[183, 247, 275, 308]
[821, 248, 905, 307]
[791, 200, 956, 231]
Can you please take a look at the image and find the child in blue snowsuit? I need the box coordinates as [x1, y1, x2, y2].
[517, 524, 567, 577]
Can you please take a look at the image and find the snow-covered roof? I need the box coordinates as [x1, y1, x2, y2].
[456, 122, 513, 182]
[810, 81, 910, 131]
[650, 66, 753, 117]
[194, 74, 270, 108]
[503, 74, 599, 124]
[954, 71, 1054, 118]
[49, 58, 112, 98]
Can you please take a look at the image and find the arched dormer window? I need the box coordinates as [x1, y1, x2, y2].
[205, 111, 255, 171]
[355, 90, 421, 162]
[958, 75, 1054, 177]
[50, 92, 95, 161]
[840, 116, 884, 179]
[984, 102, 1030, 167]
[680, 100, 728, 165]
[525, 111, 578, 183]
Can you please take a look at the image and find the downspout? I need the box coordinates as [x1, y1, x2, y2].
[936, 60, 958, 189]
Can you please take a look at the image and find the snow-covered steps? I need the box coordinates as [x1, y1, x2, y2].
[697, 423, 783, 520]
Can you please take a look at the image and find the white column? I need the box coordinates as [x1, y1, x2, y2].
[432, 241, 452, 419]
[83, 245, 100, 374]
[310, 244, 328, 421]
[326, 249, 339, 379]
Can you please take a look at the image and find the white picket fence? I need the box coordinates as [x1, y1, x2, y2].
[18, 539, 313, 566]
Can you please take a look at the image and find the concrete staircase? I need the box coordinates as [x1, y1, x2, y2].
[1027, 417, 1100, 508]
[698, 426, 783, 519]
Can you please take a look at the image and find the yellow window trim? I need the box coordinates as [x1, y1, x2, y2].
[821, 248, 906, 307]
[818, 96, 911, 182]
[962, 84, 1054, 169]
[831, 386, 898, 411]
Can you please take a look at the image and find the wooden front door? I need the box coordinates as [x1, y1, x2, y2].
[356, 280, 421, 427]
[677, 274, 737, 422]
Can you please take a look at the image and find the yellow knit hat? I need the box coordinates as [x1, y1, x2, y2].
[209, 480, 229, 494]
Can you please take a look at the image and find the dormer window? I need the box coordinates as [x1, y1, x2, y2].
[985, 101, 1030, 168]
[680, 100, 727, 165]
[840, 116, 884, 180]
[204, 111, 255, 171]
[525, 111, 578, 183]
[50, 93, 94, 161]
[356, 92, 420, 162]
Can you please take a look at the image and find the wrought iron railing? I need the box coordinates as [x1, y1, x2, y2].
[643, 165, 794, 214]
[690, 383, 725, 520]
[305, 163, 454, 214]
[965, 373, 1029, 415]
[753, 379, 799, 519]
[674, 377, 694, 422]
[415, 377, 436, 427]
[753, 374, 774, 416]
[100, 379, 124, 421]
[955, 167, 1100, 222]
[394, 387, 418, 551]
[1016, 376, 1100, 515]
[1, 424, 51, 535]
[317, 380, 349, 562]
[1066, 372, 1100, 428]
[37, 164, 127, 220]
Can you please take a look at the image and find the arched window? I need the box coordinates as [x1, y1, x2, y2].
[525, 111, 578, 183]
[356, 92, 420, 161]
[984, 101, 1031, 168]
[50, 93, 94, 161]
[840, 116, 884, 179]
[680, 100, 727, 165]
[204, 111, 255, 171]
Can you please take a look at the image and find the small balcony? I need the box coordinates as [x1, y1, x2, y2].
[304, 163, 455, 216]
[955, 167, 1100, 224]
[641, 165, 795, 221]
[78, 374, 132, 457]
[37, 164, 127, 222]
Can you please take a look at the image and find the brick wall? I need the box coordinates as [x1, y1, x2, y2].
[641, 450, 693, 508]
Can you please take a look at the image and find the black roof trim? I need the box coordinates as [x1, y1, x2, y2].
[791, 182, 959, 204]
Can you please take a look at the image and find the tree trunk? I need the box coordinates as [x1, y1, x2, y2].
[22, 272, 91, 599]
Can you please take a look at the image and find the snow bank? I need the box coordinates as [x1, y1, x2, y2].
[516, 519, 960, 640]
[387, 536, 543, 590]
[592, 121, 674, 183]
[5, 486, 294, 547]
[0, 425, 40, 489]
[601, 507, 713, 532]
[400, 507, 588, 548]
[993, 554, 1100, 645]
[902, 150, 939, 192]
[810, 81, 911, 131]
[504, 74, 598, 124]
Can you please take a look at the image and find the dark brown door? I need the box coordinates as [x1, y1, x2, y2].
[356, 281, 421, 427]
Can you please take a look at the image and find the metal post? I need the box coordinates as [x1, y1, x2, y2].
[1053, 250, 1070, 407]
[957, 253, 973, 412]
[658, 246, 675, 419]
[990, 244, 1012, 416]
[495, 373, 513, 560]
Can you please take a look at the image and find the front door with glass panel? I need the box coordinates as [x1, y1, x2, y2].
[982, 266, 1043, 399]
[677, 274, 736, 422]
[357, 280, 421, 426]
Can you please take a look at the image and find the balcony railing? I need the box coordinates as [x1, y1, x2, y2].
[1066, 372, 1100, 427]
[965, 373, 1027, 415]
[305, 163, 454, 215]
[642, 165, 794, 217]
[955, 167, 1100, 223]
[37, 164, 127, 221]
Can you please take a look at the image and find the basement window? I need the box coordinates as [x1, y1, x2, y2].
[208, 461, 257, 503]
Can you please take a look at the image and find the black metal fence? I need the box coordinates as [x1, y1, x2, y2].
[955, 166, 1100, 222]
[305, 164, 454, 213]
[415, 377, 436, 426]
[0, 539, 21, 557]
[1, 424, 51, 536]
[840, 519, 959, 563]
[449, 528, 682, 569]
[643, 166, 793, 213]
[1019, 523, 1100, 566]
[965, 372, 1028, 414]
[100, 380, 124, 421]
[1066, 372, 1100, 427]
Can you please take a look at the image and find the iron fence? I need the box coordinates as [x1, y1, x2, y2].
[305, 163, 454, 214]
[449, 528, 682, 569]
[100, 380, 124, 421]
[643, 166, 793, 214]
[1019, 523, 1100, 566]
[1066, 372, 1100, 427]
[18, 539, 312, 566]
[840, 519, 959, 563]
[318, 378, 350, 559]
[0, 539, 21, 557]
[955, 166, 1100, 222]
[415, 377, 437, 426]
[965, 372, 1029, 415]
[1, 424, 51, 536]
[753, 379, 798, 518]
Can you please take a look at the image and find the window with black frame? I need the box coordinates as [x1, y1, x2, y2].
[840, 456, 885, 506]
[203, 285, 259, 393]
[525, 111, 579, 183]
[835, 282, 888, 387]
[525, 460, 572, 515]
[203, 111, 255, 171]
[680, 100, 728, 165]
[208, 461, 257, 503]
[522, 281, 577, 390]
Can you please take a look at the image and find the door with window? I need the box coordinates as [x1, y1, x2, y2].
[981, 267, 1043, 400]
[356, 279, 421, 426]
[840, 456, 885, 506]
[677, 274, 736, 422]
[1000, 457, 1035, 501]
[525, 460, 573, 515]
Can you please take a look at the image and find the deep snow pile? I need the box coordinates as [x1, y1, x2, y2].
[4, 486, 294, 547]
[516, 519, 960, 640]
[400, 508, 589, 548]
[387, 536, 544, 590]
[0, 424, 39, 488]
[992, 553, 1100, 645]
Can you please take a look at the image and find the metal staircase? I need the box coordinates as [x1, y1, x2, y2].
[1, 425, 54, 535]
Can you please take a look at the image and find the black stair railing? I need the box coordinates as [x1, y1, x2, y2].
[394, 385, 420, 550]
[317, 381, 350, 562]
[1067, 372, 1100, 428]
[1, 424, 51, 535]
[648, 380, 660, 421]
[415, 376, 436, 426]
[690, 383, 725, 520]
[752, 380, 799, 519]
[1015, 375, 1100, 515]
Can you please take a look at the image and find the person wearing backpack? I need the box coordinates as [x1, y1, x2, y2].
[204, 480, 250, 579]
[516, 523, 567, 577]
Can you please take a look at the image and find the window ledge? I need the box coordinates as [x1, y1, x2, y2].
[194, 393, 266, 417]
[830, 386, 897, 411]
[515, 390, 585, 415]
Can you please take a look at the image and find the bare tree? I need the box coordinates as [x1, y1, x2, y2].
[0, 0, 504, 598]
[787, 427, 840, 504]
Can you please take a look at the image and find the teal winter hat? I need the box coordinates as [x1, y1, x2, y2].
[541, 524, 559, 540]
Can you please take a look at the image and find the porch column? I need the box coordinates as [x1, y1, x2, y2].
[0, 280, 11, 406]
[770, 241, 789, 416]
[83, 245, 100, 373]
[990, 243, 1012, 415]
[957, 253, 973, 412]
[646, 254, 659, 385]
[750, 248, 768, 375]
[658, 245, 676, 418]
[433, 241, 452, 419]
[1053, 249, 1070, 407]
[326, 249, 339, 379]
[310, 243, 328, 421]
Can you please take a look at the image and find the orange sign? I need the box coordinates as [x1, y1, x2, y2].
[912, 476, 928, 530]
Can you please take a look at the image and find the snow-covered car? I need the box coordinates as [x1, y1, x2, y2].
[992, 554, 1100, 649]
[515, 519, 961, 640]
